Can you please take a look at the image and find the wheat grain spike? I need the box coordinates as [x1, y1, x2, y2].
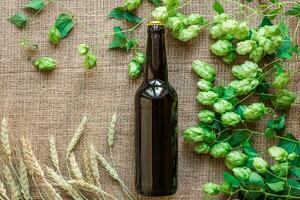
[83, 149, 94, 184]
[19, 160, 31, 200]
[0, 117, 11, 161]
[69, 153, 84, 180]
[0, 179, 9, 200]
[3, 165, 21, 200]
[107, 113, 117, 147]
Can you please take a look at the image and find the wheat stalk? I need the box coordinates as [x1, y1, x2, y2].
[66, 116, 88, 158]
[0, 179, 9, 200]
[3, 165, 21, 200]
[0, 117, 11, 162]
[19, 160, 31, 200]
[83, 149, 94, 184]
[69, 180, 118, 200]
[107, 113, 117, 147]
[95, 152, 119, 180]
[46, 167, 84, 200]
[21, 137, 62, 200]
[68, 153, 84, 180]
[49, 136, 60, 173]
[89, 145, 100, 183]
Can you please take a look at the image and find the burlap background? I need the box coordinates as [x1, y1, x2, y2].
[0, 0, 299, 199]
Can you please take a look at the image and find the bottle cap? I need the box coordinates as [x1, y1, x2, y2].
[147, 21, 164, 26]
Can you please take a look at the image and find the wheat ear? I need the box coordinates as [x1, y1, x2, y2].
[69, 180, 118, 200]
[107, 113, 117, 147]
[0, 179, 9, 200]
[3, 165, 21, 200]
[95, 152, 119, 180]
[0, 117, 11, 162]
[21, 137, 62, 200]
[19, 160, 31, 200]
[89, 145, 100, 184]
[66, 116, 88, 158]
[46, 167, 84, 200]
[49, 136, 60, 173]
[83, 149, 94, 184]
[68, 153, 84, 180]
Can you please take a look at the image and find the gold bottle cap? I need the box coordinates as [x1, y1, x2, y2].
[147, 20, 164, 26]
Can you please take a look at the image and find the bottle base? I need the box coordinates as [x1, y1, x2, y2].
[137, 189, 177, 197]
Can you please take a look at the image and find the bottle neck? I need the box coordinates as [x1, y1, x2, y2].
[145, 27, 168, 82]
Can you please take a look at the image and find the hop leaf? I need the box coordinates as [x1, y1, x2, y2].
[148, 0, 161, 6]
[109, 26, 128, 49]
[285, 2, 300, 17]
[213, 1, 224, 14]
[107, 7, 142, 24]
[54, 13, 75, 38]
[26, 0, 45, 11]
[9, 12, 28, 28]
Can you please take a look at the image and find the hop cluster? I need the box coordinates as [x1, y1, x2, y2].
[152, 0, 206, 41]
[128, 52, 145, 79]
[77, 44, 97, 69]
[33, 57, 57, 72]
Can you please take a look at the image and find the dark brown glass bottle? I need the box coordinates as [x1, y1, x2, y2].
[135, 21, 178, 196]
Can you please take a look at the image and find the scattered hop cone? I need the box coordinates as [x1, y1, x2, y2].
[287, 153, 297, 160]
[213, 99, 234, 114]
[225, 151, 248, 169]
[236, 40, 256, 55]
[232, 167, 252, 181]
[210, 40, 233, 56]
[231, 61, 261, 79]
[192, 60, 216, 82]
[221, 112, 241, 127]
[270, 162, 289, 177]
[133, 52, 146, 65]
[77, 44, 89, 56]
[210, 24, 225, 39]
[193, 143, 210, 154]
[223, 51, 237, 64]
[183, 127, 205, 142]
[203, 129, 216, 143]
[166, 16, 184, 32]
[221, 19, 238, 35]
[197, 79, 213, 91]
[197, 91, 218, 106]
[249, 47, 264, 63]
[268, 146, 288, 161]
[229, 78, 259, 96]
[123, 0, 142, 11]
[84, 53, 97, 69]
[271, 89, 296, 110]
[152, 6, 169, 21]
[198, 110, 215, 124]
[243, 102, 267, 122]
[209, 142, 231, 158]
[234, 22, 250, 40]
[252, 157, 268, 174]
[33, 56, 57, 71]
[213, 13, 230, 24]
[272, 72, 290, 89]
[220, 182, 232, 193]
[177, 25, 201, 42]
[203, 183, 220, 195]
[48, 26, 61, 45]
[187, 13, 205, 26]
[128, 61, 141, 79]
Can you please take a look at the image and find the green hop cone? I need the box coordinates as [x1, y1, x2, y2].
[210, 40, 233, 57]
[287, 153, 297, 160]
[243, 102, 267, 122]
[229, 78, 259, 96]
[177, 25, 201, 42]
[133, 52, 146, 65]
[166, 16, 185, 32]
[152, 6, 169, 21]
[232, 167, 252, 181]
[197, 79, 213, 91]
[198, 110, 215, 124]
[210, 24, 224, 39]
[221, 19, 238, 35]
[220, 182, 232, 194]
[221, 112, 241, 127]
[33, 57, 57, 71]
[187, 13, 205, 26]
[193, 143, 210, 154]
[225, 151, 248, 169]
[272, 72, 290, 89]
[48, 26, 61, 45]
[203, 129, 216, 144]
[183, 127, 205, 142]
[263, 39, 277, 55]
[213, 13, 230, 24]
[236, 40, 256, 55]
[271, 162, 289, 177]
[213, 99, 234, 114]
[231, 61, 261, 79]
[249, 47, 264, 63]
[196, 91, 218, 106]
[83, 53, 97, 69]
[77, 44, 89, 56]
[209, 142, 231, 158]
[234, 22, 250, 40]
[123, 0, 142, 11]
[163, 0, 180, 16]
[271, 89, 296, 110]
[192, 60, 216, 82]
[252, 157, 268, 174]
[203, 183, 220, 195]
[223, 51, 237, 64]
[128, 61, 141, 79]
[268, 146, 288, 161]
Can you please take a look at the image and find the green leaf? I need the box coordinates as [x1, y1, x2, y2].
[235, 105, 246, 118]
[26, 0, 45, 11]
[267, 114, 286, 130]
[288, 179, 300, 190]
[243, 146, 259, 158]
[107, 7, 142, 24]
[228, 129, 252, 147]
[249, 172, 264, 186]
[266, 8, 282, 20]
[222, 86, 238, 104]
[291, 168, 300, 179]
[109, 26, 128, 49]
[54, 13, 75, 39]
[213, 1, 224, 14]
[285, 2, 300, 17]
[255, 80, 273, 101]
[125, 39, 138, 51]
[148, 0, 161, 6]
[267, 181, 285, 192]
[259, 16, 273, 28]
[276, 21, 296, 60]
[224, 172, 240, 187]
[264, 128, 275, 139]
[9, 12, 28, 28]
[212, 86, 224, 98]
[278, 133, 300, 154]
